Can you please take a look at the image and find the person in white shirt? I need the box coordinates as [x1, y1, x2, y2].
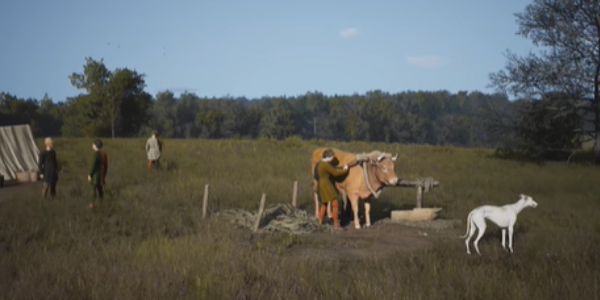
[146, 130, 162, 172]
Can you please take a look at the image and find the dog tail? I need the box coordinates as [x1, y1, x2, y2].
[458, 211, 472, 239]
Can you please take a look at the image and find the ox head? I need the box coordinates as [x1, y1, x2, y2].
[370, 152, 399, 186]
[519, 194, 538, 208]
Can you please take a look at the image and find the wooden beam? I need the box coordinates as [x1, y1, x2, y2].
[202, 184, 210, 219]
[396, 179, 440, 188]
[291, 181, 298, 207]
[416, 186, 423, 208]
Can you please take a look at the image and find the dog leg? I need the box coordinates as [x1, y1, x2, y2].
[508, 225, 514, 253]
[473, 218, 487, 255]
[464, 218, 477, 255]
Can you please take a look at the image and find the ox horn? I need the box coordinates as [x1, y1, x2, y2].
[377, 153, 385, 161]
[392, 153, 398, 161]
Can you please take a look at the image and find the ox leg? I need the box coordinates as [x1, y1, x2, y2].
[341, 193, 348, 226]
[348, 195, 361, 229]
[364, 200, 372, 227]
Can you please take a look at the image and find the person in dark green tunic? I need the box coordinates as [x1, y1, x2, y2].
[38, 137, 59, 198]
[87, 139, 108, 208]
[316, 149, 349, 230]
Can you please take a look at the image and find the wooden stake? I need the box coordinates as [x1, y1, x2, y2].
[253, 193, 267, 232]
[416, 185, 423, 209]
[291, 181, 298, 207]
[202, 184, 209, 219]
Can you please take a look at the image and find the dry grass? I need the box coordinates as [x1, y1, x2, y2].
[1, 137, 599, 300]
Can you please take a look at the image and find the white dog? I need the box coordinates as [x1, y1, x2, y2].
[460, 194, 538, 255]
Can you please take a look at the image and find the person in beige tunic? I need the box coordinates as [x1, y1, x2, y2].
[146, 130, 162, 172]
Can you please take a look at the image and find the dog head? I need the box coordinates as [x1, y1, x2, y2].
[519, 194, 538, 208]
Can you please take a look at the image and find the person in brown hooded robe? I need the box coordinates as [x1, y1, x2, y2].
[315, 149, 350, 230]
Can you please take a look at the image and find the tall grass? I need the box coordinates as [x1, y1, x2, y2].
[0, 137, 599, 300]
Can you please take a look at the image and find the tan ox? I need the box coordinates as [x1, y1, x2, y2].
[310, 147, 399, 229]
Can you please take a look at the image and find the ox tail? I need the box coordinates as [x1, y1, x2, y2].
[458, 211, 473, 239]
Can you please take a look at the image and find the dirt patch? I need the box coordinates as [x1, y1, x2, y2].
[216, 203, 465, 260]
[288, 218, 464, 260]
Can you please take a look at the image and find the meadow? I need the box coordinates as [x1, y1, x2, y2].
[0, 137, 599, 300]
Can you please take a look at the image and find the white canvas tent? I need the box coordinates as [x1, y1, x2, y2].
[0, 124, 40, 181]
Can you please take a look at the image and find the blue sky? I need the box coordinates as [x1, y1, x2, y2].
[0, 0, 536, 103]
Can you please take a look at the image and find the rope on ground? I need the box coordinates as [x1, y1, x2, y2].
[216, 203, 334, 235]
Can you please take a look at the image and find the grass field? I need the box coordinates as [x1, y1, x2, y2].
[1, 137, 599, 300]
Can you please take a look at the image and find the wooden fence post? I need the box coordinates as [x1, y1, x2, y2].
[416, 185, 423, 209]
[291, 181, 298, 207]
[253, 193, 267, 232]
[202, 184, 210, 219]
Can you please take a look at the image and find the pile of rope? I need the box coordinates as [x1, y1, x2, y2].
[216, 203, 334, 235]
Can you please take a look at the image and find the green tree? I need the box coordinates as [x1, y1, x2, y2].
[151, 91, 178, 138]
[107, 68, 153, 137]
[496, 95, 582, 160]
[489, 0, 600, 163]
[175, 92, 200, 138]
[196, 101, 225, 138]
[242, 103, 263, 138]
[259, 99, 295, 140]
[62, 94, 109, 137]
[64, 57, 152, 137]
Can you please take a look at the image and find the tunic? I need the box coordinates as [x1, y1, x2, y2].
[89, 150, 108, 186]
[38, 149, 58, 183]
[146, 136, 162, 160]
[316, 160, 348, 204]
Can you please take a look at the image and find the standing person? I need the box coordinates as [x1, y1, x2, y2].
[315, 149, 350, 230]
[88, 139, 108, 208]
[146, 130, 162, 172]
[38, 137, 59, 198]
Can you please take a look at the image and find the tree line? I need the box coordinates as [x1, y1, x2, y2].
[0, 56, 589, 161]
[0, 59, 514, 148]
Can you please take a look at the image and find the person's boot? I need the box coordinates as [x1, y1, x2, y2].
[331, 200, 344, 230]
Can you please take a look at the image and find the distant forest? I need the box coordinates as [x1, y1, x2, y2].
[0, 61, 514, 149]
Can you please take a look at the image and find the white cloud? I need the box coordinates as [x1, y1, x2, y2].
[340, 28, 359, 38]
[406, 56, 446, 68]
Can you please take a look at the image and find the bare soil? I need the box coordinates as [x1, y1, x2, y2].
[288, 218, 464, 260]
